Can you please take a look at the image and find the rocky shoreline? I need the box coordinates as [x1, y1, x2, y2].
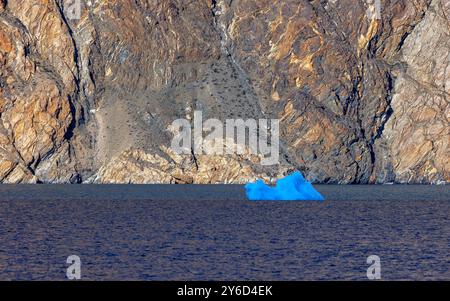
[0, 0, 448, 184]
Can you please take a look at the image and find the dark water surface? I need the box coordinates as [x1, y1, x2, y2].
[0, 185, 448, 280]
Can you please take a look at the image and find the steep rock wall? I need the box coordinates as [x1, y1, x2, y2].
[0, 0, 447, 184]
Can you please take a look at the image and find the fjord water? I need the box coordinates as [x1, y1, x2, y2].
[0, 185, 449, 280]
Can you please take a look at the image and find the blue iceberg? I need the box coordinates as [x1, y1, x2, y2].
[245, 171, 325, 201]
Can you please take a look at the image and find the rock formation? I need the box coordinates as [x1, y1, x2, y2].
[0, 0, 448, 184]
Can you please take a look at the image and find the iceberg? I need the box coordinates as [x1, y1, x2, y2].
[245, 171, 325, 201]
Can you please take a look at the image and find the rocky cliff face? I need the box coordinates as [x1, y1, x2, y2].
[0, 0, 448, 184]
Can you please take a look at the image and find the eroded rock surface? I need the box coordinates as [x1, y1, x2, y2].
[380, 0, 449, 183]
[0, 0, 79, 183]
[0, 0, 448, 183]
